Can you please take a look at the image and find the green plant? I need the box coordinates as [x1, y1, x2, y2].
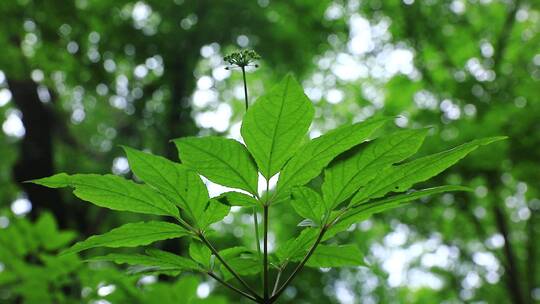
[31, 50, 504, 303]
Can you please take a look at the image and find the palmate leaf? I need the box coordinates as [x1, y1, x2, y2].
[61, 221, 190, 255]
[31, 173, 178, 217]
[322, 128, 429, 209]
[174, 137, 259, 195]
[350, 137, 506, 205]
[276, 117, 388, 197]
[328, 185, 471, 237]
[122, 147, 208, 224]
[241, 74, 314, 179]
[303, 245, 364, 268]
[90, 248, 200, 272]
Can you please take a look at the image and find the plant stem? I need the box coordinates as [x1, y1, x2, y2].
[241, 66, 249, 110]
[263, 204, 269, 301]
[199, 233, 261, 301]
[271, 262, 287, 296]
[253, 206, 264, 289]
[207, 271, 260, 303]
[240, 64, 264, 295]
[253, 208, 262, 257]
[270, 227, 327, 303]
[175, 216, 196, 233]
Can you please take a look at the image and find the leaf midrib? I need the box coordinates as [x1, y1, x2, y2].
[265, 76, 291, 179]
[72, 228, 185, 252]
[71, 178, 175, 216]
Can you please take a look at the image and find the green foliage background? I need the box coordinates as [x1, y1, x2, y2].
[0, 0, 538, 303]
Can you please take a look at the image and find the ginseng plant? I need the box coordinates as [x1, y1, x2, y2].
[32, 50, 504, 303]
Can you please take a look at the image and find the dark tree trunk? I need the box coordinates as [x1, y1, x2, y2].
[164, 58, 198, 159]
[8, 79, 67, 227]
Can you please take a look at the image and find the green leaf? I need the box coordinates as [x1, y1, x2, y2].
[61, 221, 189, 255]
[322, 128, 429, 209]
[212, 247, 258, 280]
[241, 74, 314, 179]
[174, 137, 259, 194]
[126, 265, 183, 276]
[32, 173, 178, 217]
[276, 228, 319, 263]
[290, 187, 326, 225]
[303, 245, 364, 267]
[91, 248, 200, 271]
[277, 117, 388, 196]
[121, 147, 208, 224]
[214, 247, 257, 279]
[221, 256, 261, 281]
[216, 191, 259, 207]
[329, 186, 470, 236]
[35, 212, 77, 250]
[189, 242, 212, 268]
[350, 137, 505, 204]
[199, 199, 231, 229]
[141, 276, 203, 301]
[219, 246, 253, 260]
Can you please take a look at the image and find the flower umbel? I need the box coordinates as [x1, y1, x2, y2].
[224, 49, 260, 69]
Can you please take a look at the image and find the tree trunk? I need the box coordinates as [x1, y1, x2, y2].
[9, 79, 67, 227]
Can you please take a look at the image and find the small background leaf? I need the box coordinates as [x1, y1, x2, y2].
[303, 245, 364, 268]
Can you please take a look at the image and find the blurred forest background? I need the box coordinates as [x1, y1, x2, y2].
[0, 0, 539, 303]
